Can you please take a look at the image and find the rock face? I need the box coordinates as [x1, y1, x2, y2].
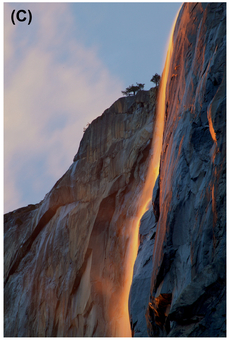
[130, 2, 226, 337]
[129, 204, 156, 336]
[4, 2, 226, 337]
[4, 89, 157, 336]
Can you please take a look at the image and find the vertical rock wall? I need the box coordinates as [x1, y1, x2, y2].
[130, 2, 226, 337]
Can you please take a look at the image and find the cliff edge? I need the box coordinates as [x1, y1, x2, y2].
[4, 89, 156, 336]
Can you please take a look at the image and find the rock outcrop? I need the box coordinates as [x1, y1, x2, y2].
[4, 2, 226, 338]
[4, 89, 157, 336]
[129, 2, 226, 337]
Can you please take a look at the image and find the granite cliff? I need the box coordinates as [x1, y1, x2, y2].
[4, 2, 226, 337]
[4, 89, 157, 336]
[130, 2, 226, 337]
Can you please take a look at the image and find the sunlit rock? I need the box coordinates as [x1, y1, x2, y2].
[4, 89, 156, 336]
[4, 2, 226, 337]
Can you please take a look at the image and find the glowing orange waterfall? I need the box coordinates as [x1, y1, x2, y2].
[116, 9, 181, 337]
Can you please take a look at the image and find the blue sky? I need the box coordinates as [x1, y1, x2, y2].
[4, 2, 181, 213]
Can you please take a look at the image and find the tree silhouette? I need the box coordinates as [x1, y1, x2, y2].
[136, 83, 145, 90]
[151, 73, 161, 88]
[130, 85, 140, 95]
[121, 89, 129, 96]
[121, 83, 145, 96]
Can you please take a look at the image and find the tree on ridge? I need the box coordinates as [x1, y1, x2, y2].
[150, 73, 161, 88]
[121, 83, 145, 96]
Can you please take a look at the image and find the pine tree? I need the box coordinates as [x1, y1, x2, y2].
[150, 73, 161, 88]
[121, 82, 145, 96]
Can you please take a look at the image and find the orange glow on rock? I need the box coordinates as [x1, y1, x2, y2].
[207, 103, 219, 166]
[116, 10, 181, 337]
[208, 110, 217, 144]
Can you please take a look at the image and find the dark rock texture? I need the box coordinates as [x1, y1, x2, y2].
[144, 2, 226, 337]
[129, 206, 156, 337]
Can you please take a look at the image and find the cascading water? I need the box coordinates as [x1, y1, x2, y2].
[117, 8, 181, 337]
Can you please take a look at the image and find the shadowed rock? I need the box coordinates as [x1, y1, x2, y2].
[145, 2, 226, 336]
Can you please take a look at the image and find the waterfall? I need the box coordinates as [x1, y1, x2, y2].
[118, 8, 181, 337]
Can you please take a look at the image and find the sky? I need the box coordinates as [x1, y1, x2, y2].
[4, 2, 182, 214]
